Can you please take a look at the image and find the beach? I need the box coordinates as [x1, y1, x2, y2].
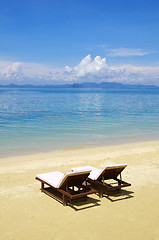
[0, 140, 159, 240]
[1, 0, 159, 238]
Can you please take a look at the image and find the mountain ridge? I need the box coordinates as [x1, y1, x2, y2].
[0, 82, 159, 89]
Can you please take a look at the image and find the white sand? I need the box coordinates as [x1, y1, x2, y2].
[0, 140, 159, 240]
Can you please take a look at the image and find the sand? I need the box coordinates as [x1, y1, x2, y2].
[0, 140, 159, 240]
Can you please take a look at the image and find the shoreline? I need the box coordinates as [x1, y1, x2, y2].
[1, 140, 159, 239]
[1, 138, 159, 162]
[1, 134, 159, 159]
[1, 140, 159, 180]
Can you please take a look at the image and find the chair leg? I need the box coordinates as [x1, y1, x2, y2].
[99, 186, 103, 198]
[41, 182, 44, 192]
[63, 194, 66, 206]
[117, 189, 121, 193]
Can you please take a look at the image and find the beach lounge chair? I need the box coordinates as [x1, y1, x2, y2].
[71, 164, 131, 197]
[36, 170, 98, 206]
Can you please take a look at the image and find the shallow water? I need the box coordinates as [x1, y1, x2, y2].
[0, 87, 159, 157]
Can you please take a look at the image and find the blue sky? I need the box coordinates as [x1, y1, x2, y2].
[0, 0, 159, 85]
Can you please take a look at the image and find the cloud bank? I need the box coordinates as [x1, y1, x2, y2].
[1, 62, 23, 81]
[0, 55, 159, 85]
[106, 48, 151, 57]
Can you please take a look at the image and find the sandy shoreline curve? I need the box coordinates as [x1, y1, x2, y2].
[0, 140, 159, 240]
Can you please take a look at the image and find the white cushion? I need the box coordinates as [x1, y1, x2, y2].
[71, 166, 92, 172]
[36, 169, 91, 189]
[36, 171, 64, 188]
[71, 164, 127, 180]
[71, 166, 101, 180]
[57, 170, 91, 188]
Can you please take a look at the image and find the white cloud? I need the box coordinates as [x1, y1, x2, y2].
[106, 48, 151, 57]
[0, 55, 159, 85]
[62, 55, 159, 85]
[65, 65, 72, 72]
[66, 55, 108, 78]
[0, 62, 23, 81]
[21, 62, 61, 77]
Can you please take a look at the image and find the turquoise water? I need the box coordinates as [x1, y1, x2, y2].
[0, 87, 159, 157]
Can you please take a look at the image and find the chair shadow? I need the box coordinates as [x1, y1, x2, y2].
[43, 187, 101, 211]
[68, 197, 101, 211]
[102, 189, 134, 202]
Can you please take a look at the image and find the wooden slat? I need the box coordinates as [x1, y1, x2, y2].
[36, 176, 98, 206]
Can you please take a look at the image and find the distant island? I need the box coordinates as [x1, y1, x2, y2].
[0, 82, 159, 89]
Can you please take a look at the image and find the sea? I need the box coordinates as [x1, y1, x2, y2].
[0, 87, 159, 157]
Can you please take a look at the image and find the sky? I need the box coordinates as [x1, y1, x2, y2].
[0, 0, 159, 85]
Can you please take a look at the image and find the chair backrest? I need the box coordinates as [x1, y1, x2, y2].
[58, 170, 91, 189]
[96, 164, 127, 181]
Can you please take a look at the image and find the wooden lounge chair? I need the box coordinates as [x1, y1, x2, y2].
[36, 170, 98, 206]
[71, 164, 131, 198]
